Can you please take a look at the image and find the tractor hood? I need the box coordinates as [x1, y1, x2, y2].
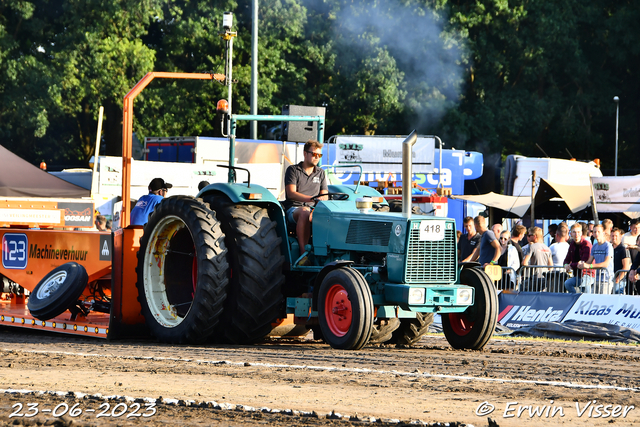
[312, 199, 457, 284]
[312, 201, 408, 254]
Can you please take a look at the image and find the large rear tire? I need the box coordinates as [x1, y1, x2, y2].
[442, 267, 498, 350]
[136, 196, 229, 344]
[369, 318, 401, 344]
[207, 199, 285, 344]
[318, 268, 373, 350]
[392, 313, 434, 346]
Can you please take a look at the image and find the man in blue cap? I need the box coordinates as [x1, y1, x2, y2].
[130, 178, 172, 226]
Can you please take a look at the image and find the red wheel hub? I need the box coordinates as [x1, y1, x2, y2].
[324, 284, 352, 337]
[448, 313, 474, 336]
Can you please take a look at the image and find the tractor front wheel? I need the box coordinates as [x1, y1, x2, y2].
[442, 267, 498, 350]
[318, 268, 373, 350]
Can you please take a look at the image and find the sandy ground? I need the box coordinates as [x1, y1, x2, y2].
[0, 327, 638, 426]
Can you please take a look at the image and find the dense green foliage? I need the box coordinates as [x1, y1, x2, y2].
[0, 0, 637, 173]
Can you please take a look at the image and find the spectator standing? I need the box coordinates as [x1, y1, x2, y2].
[626, 235, 640, 295]
[563, 223, 593, 291]
[549, 224, 570, 266]
[491, 223, 502, 238]
[472, 215, 500, 267]
[566, 224, 613, 293]
[458, 216, 481, 262]
[498, 230, 520, 288]
[622, 219, 640, 261]
[130, 178, 172, 226]
[95, 215, 107, 231]
[510, 224, 526, 268]
[523, 227, 553, 267]
[547, 223, 558, 247]
[586, 222, 595, 244]
[522, 226, 553, 291]
[602, 218, 614, 242]
[611, 228, 631, 294]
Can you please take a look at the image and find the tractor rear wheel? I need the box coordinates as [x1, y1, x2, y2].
[318, 268, 373, 350]
[207, 199, 285, 344]
[136, 196, 229, 344]
[392, 313, 434, 346]
[369, 318, 401, 344]
[442, 267, 498, 350]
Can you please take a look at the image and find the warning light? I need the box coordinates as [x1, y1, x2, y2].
[217, 99, 229, 114]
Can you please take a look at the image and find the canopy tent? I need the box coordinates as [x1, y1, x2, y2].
[531, 179, 594, 219]
[0, 145, 89, 198]
[453, 179, 595, 220]
[451, 192, 531, 218]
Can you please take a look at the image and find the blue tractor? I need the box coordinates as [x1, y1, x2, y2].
[135, 125, 498, 350]
[134, 13, 497, 350]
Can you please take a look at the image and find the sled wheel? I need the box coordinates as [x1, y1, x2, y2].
[206, 199, 285, 344]
[318, 268, 373, 350]
[369, 318, 401, 344]
[27, 262, 88, 321]
[392, 313, 434, 346]
[442, 267, 498, 350]
[136, 196, 229, 344]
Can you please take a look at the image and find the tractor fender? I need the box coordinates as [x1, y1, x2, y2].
[312, 260, 355, 311]
[198, 182, 279, 204]
[199, 185, 291, 268]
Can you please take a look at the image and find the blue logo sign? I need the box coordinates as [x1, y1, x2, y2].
[2, 233, 28, 269]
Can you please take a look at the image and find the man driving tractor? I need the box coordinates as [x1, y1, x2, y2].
[283, 140, 328, 261]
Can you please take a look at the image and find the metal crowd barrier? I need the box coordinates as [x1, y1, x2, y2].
[617, 269, 640, 295]
[490, 265, 629, 295]
[493, 266, 518, 291]
[518, 265, 569, 293]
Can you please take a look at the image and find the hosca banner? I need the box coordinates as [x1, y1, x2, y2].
[498, 292, 581, 329]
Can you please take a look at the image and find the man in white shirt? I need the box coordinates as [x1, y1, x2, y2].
[549, 224, 570, 266]
[622, 219, 639, 261]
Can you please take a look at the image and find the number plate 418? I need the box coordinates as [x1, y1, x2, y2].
[418, 221, 445, 241]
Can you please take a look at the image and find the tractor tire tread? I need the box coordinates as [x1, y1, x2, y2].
[136, 196, 229, 344]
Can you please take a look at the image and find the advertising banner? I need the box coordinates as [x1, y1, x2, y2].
[591, 176, 640, 213]
[59, 201, 94, 228]
[563, 294, 640, 331]
[331, 136, 436, 174]
[498, 292, 581, 329]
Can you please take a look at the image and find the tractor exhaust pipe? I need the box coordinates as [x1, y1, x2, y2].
[402, 130, 418, 218]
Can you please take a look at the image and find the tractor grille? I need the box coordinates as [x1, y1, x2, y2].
[345, 220, 392, 246]
[404, 224, 456, 284]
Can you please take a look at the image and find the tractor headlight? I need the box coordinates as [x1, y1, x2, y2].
[456, 288, 472, 305]
[408, 287, 426, 304]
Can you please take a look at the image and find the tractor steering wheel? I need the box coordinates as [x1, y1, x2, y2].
[310, 192, 349, 203]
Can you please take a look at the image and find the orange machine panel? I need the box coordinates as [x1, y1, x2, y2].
[110, 226, 146, 329]
[0, 229, 112, 292]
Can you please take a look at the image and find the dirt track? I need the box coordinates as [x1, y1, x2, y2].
[0, 327, 638, 426]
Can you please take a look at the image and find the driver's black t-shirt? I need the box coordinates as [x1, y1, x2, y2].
[283, 162, 328, 211]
